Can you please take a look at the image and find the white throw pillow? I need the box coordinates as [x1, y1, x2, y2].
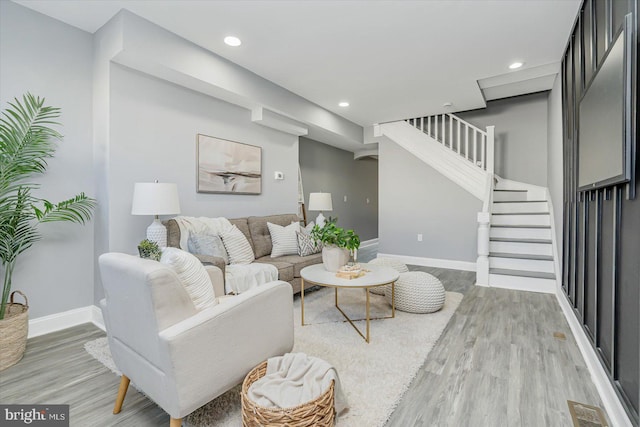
[268, 221, 300, 258]
[220, 225, 255, 264]
[160, 247, 217, 310]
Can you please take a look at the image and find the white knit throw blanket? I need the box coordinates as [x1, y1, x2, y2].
[248, 352, 349, 416]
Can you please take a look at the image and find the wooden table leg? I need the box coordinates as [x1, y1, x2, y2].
[301, 278, 305, 326]
[366, 288, 370, 343]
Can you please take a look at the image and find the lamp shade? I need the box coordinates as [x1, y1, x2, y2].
[308, 192, 332, 211]
[131, 182, 181, 215]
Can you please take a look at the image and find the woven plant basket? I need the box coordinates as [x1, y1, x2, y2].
[0, 291, 29, 371]
[241, 361, 335, 427]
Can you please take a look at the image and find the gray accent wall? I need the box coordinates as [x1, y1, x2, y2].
[299, 138, 378, 241]
[457, 92, 549, 186]
[0, 1, 95, 318]
[378, 140, 481, 262]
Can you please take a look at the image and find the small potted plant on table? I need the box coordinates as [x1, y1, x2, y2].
[310, 218, 360, 272]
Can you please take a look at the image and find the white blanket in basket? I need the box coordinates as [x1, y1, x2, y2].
[248, 352, 348, 415]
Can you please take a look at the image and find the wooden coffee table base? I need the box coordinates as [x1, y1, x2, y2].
[301, 279, 396, 343]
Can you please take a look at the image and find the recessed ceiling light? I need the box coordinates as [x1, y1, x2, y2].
[509, 62, 524, 69]
[224, 36, 242, 47]
[442, 102, 453, 107]
[338, 101, 350, 107]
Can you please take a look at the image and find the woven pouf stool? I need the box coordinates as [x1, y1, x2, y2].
[368, 257, 409, 295]
[386, 271, 445, 313]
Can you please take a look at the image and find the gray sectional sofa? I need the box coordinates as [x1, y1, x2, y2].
[166, 213, 322, 294]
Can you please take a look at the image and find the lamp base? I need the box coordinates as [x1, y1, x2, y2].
[316, 212, 326, 228]
[147, 219, 167, 247]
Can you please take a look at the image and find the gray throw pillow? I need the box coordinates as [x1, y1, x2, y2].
[188, 233, 230, 265]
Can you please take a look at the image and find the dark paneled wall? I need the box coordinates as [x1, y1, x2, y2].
[561, 0, 639, 424]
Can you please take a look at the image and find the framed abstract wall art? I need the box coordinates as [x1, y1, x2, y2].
[196, 134, 262, 194]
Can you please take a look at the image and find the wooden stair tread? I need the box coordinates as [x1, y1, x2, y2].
[491, 225, 551, 229]
[489, 268, 556, 280]
[490, 252, 554, 261]
[490, 237, 552, 244]
[492, 212, 549, 215]
[493, 200, 547, 203]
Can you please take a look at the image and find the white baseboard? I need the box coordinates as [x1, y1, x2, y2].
[376, 253, 476, 272]
[557, 291, 633, 427]
[28, 305, 105, 338]
[359, 238, 379, 248]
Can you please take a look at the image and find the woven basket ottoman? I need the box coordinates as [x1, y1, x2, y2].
[367, 258, 409, 295]
[385, 271, 445, 313]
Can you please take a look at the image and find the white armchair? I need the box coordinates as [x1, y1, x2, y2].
[98, 253, 294, 427]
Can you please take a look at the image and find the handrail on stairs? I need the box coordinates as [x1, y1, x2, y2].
[406, 113, 492, 172]
[401, 112, 496, 285]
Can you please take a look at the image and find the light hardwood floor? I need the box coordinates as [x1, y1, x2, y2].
[0, 248, 606, 426]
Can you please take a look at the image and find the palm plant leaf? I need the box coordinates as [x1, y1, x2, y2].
[34, 193, 96, 224]
[0, 94, 61, 192]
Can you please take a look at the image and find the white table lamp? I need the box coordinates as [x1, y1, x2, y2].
[308, 192, 332, 228]
[131, 182, 181, 247]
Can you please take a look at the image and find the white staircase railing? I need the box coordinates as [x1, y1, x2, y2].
[379, 112, 496, 285]
[405, 113, 495, 286]
[405, 113, 494, 173]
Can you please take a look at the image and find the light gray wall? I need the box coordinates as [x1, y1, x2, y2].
[0, 1, 95, 318]
[547, 76, 564, 265]
[378, 141, 482, 262]
[299, 138, 378, 241]
[457, 92, 549, 186]
[108, 64, 299, 255]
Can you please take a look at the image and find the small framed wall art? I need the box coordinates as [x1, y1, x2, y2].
[196, 134, 262, 194]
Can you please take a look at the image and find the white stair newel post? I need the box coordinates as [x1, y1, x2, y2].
[486, 125, 495, 175]
[476, 211, 491, 286]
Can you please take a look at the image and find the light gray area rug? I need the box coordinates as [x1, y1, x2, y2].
[85, 287, 462, 426]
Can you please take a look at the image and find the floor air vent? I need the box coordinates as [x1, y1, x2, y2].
[567, 400, 609, 427]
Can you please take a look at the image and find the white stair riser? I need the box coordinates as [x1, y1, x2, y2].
[489, 257, 555, 273]
[493, 191, 528, 202]
[489, 274, 556, 293]
[490, 241, 553, 256]
[491, 214, 551, 226]
[492, 202, 548, 214]
[490, 227, 552, 240]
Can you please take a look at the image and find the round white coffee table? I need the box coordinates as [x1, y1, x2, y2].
[300, 263, 400, 343]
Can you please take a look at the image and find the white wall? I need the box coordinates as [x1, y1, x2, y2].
[378, 141, 482, 262]
[547, 76, 564, 266]
[457, 92, 549, 186]
[108, 64, 299, 254]
[0, 1, 95, 318]
[299, 137, 378, 241]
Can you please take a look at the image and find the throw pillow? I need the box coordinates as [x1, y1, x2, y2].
[187, 233, 230, 265]
[268, 221, 300, 258]
[296, 231, 322, 256]
[160, 247, 217, 310]
[220, 225, 255, 264]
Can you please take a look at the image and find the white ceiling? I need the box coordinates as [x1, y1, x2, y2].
[15, 0, 580, 127]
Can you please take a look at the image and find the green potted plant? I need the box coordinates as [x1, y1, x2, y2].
[310, 217, 360, 272]
[138, 239, 162, 261]
[0, 93, 96, 370]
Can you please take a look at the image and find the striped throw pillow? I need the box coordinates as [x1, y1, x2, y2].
[220, 225, 255, 264]
[160, 247, 217, 310]
[268, 222, 300, 258]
